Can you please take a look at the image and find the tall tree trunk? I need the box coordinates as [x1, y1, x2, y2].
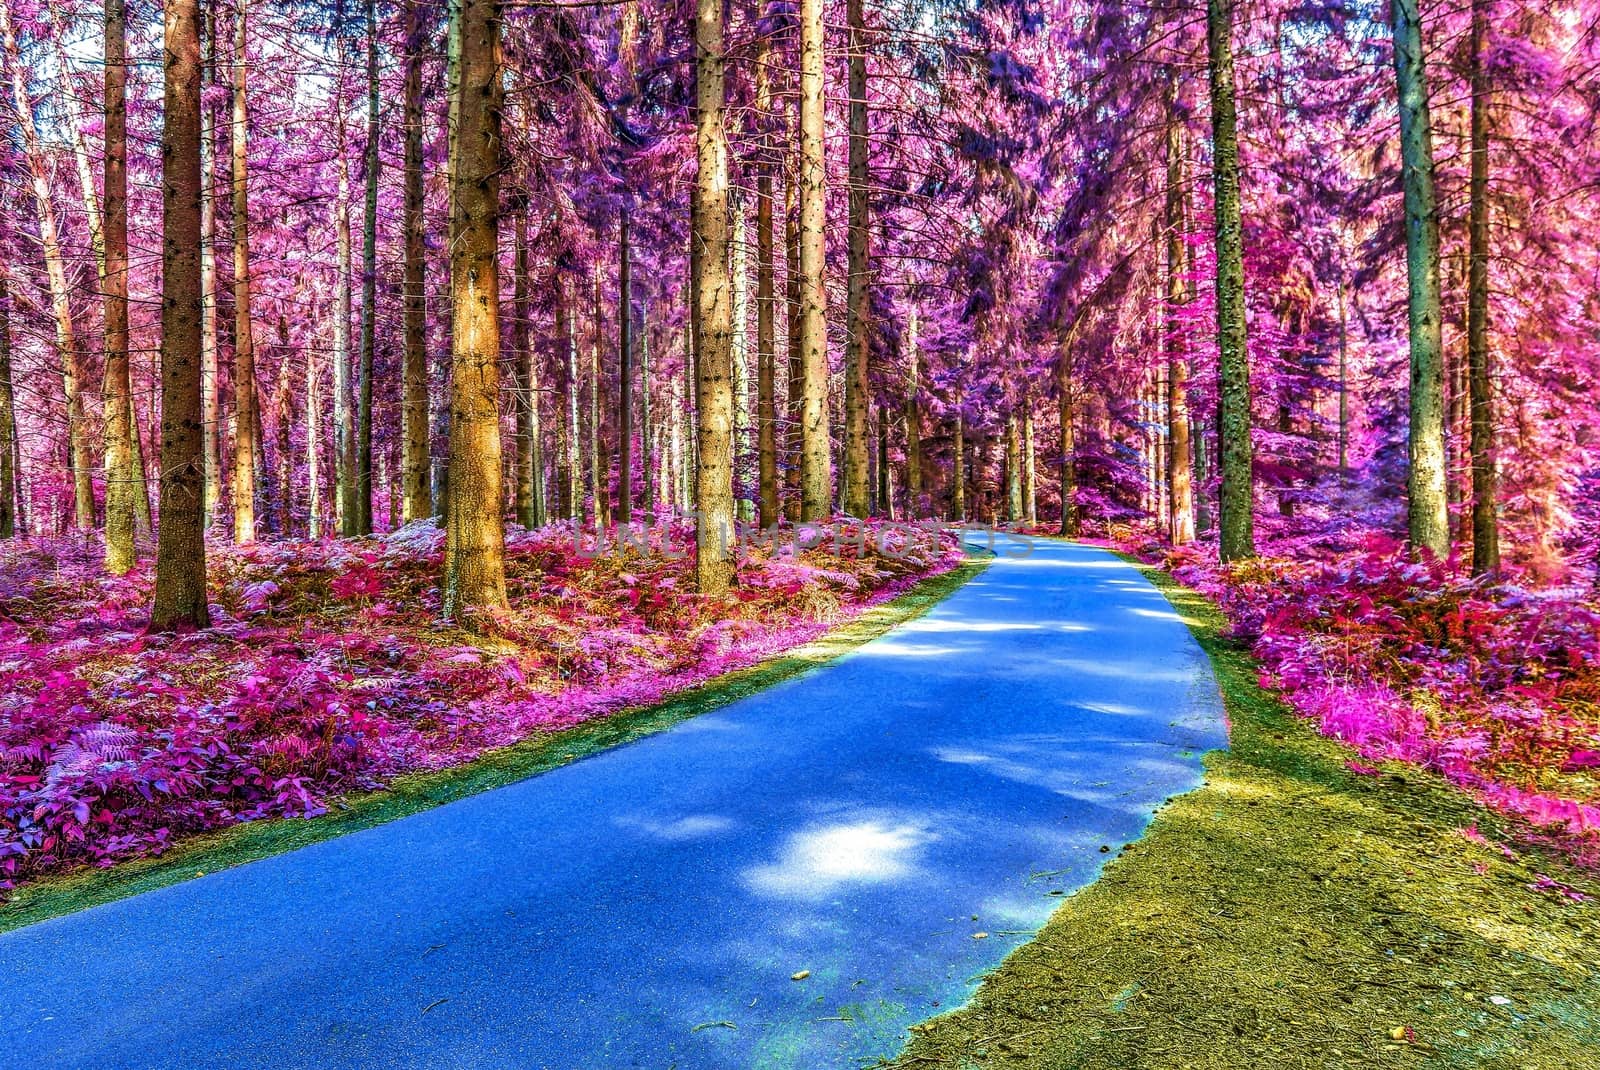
[1058, 334, 1077, 537]
[334, 96, 356, 535]
[1466, 0, 1499, 575]
[275, 315, 293, 534]
[0, 271, 16, 537]
[731, 194, 753, 523]
[356, 0, 379, 534]
[797, 0, 831, 519]
[442, 0, 509, 618]
[401, 6, 431, 522]
[618, 206, 634, 524]
[756, 167, 779, 527]
[563, 286, 580, 520]
[842, 0, 871, 517]
[1207, 0, 1254, 562]
[308, 319, 324, 537]
[951, 396, 965, 522]
[151, 0, 210, 629]
[904, 308, 923, 515]
[589, 275, 610, 528]
[1022, 394, 1036, 526]
[200, 5, 221, 527]
[783, 168, 803, 521]
[1165, 108, 1195, 546]
[513, 203, 544, 528]
[45, 0, 104, 273]
[1, 0, 94, 531]
[1005, 414, 1023, 522]
[1336, 271, 1349, 485]
[1390, 0, 1448, 558]
[693, 0, 735, 593]
[103, 0, 136, 572]
[640, 298, 653, 517]
[230, 0, 257, 544]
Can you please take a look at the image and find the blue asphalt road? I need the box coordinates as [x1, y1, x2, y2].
[1, 538, 1224, 1070]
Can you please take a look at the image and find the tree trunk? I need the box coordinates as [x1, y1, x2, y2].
[151, 0, 210, 629]
[563, 286, 580, 520]
[1004, 414, 1023, 522]
[200, 4, 221, 527]
[1, 0, 94, 531]
[589, 275, 611, 528]
[401, 5, 431, 523]
[1207, 0, 1255, 562]
[1466, 0, 1499, 575]
[334, 95, 356, 535]
[1390, 0, 1449, 558]
[783, 167, 803, 522]
[731, 194, 752, 523]
[275, 315, 293, 534]
[904, 308, 923, 516]
[797, 0, 832, 520]
[754, 46, 779, 529]
[0, 271, 16, 538]
[1165, 109, 1195, 546]
[1022, 396, 1036, 526]
[513, 204, 544, 529]
[951, 397, 966, 522]
[103, 0, 137, 572]
[308, 319, 323, 538]
[640, 298, 653, 517]
[230, 0, 258, 544]
[1058, 337, 1078, 537]
[693, 0, 736, 594]
[842, 0, 871, 517]
[618, 206, 634, 524]
[356, 0, 380, 534]
[442, 0, 509, 618]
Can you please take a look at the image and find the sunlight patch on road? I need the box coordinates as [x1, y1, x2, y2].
[744, 820, 933, 900]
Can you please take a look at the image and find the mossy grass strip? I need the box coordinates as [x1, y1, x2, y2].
[892, 550, 1600, 1069]
[1, 555, 989, 935]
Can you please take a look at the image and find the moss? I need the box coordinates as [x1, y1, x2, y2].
[892, 557, 1600, 1070]
[0, 555, 988, 935]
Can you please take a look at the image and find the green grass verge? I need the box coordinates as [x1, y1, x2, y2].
[0, 554, 989, 935]
[893, 555, 1600, 1070]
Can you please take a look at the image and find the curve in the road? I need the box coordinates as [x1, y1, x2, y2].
[0, 537, 1225, 1070]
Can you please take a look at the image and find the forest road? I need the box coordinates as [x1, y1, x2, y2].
[0, 536, 1224, 1070]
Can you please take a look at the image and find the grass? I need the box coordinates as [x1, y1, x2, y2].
[0, 554, 989, 935]
[892, 556, 1600, 1070]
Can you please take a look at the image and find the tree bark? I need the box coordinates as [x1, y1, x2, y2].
[731, 193, 754, 524]
[151, 0, 210, 629]
[275, 315, 293, 534]
[1, 0, 94, 531]
[1390, 0, 1449, 558]
[356, 0, 379, 534]
[334, 92, 356, 535]
[442, 0, 509, 618]
[1207, 0, 1255, 561]
[0, 271, 16, 537]
[1165, 108, 1195, 546]
[797, 0, 832, 519]
[756, 157, 779, 528]
[230, 0, 257, 544]
[103, 0, 136, 572]
[640, 297, 653, 517]
[1021, 394, 1036, 527]
[783, 166, 803, 522]
[513, 203, 545, 528]
[401, 5, 431, 522]
[200, 4, 221, 527]
[1466, 0, 1499, 574]
[904, 308, 923, 516]
[618, 206, 634, 524]
[842, 0, 871, 517]
[951, 396, 966, 522]
[693, 0, 736, 594]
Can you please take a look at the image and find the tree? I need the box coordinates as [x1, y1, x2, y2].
[442, 0, 509, 618]
[356, 0, 380, 535]
[755, 37, 779, 529]
[102, 0, 137, 573]
[618, 205, 634, 524]
[151, 0, 211, 630]
[693, 0, 735, 594]
[841, 0, 871, 517]
[1390, 0, 1448, 558]
[1, 0, 94, 531]
[1465, 0, 1499, 574]
[796, 0, 831, 519]
[1207, 0, 1254, 562]
[1165, 107, 1194, 547]
[231, 0, 258, 545]
[400, 0, 431, 523]
[0, 268, 15, 538]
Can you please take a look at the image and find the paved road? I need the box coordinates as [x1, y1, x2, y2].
[0, 537, 1225, 1069]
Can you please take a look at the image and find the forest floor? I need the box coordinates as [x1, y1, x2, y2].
[893, 559, 1600, 1070]
[0, 518, 962, 918]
